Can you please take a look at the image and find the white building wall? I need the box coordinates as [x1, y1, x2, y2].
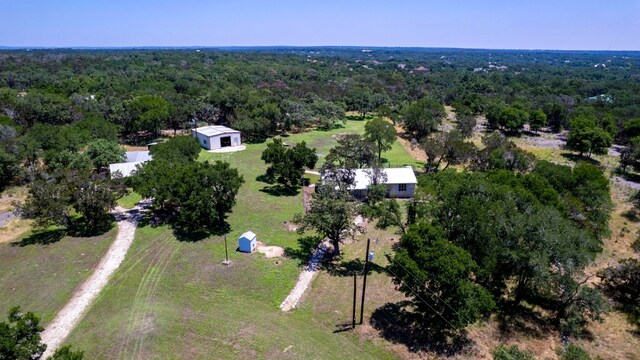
[386, 183, 415, 198]
[210, 135, 222, 149]
[349, 183, 415, 199]
[192, 130, 212, 150]
[229, 133, 241, 147]
[191, 130, 241, 150]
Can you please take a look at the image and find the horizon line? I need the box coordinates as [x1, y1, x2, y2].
[1, 45, 639, 53]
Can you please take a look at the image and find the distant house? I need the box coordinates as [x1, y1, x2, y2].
[323, 167, 418, 199]
[192, 125, 241, 150]
[586, 94, 614, 104]
[109, 151, 152, 177]
[238, 231, 257, 253]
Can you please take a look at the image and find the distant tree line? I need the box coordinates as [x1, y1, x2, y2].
[1, 49, 640, 189]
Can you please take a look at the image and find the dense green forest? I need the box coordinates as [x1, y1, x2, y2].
[1, 49, 639, 183]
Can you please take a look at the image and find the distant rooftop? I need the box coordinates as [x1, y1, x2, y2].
[125, 151, 152, 163]
[193, 125, 240, 137]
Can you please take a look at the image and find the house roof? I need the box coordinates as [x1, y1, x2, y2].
[125, 151, 152, 163]
[239, 231, 256, 241]
[323, 167, 417, 191]
[109, 161, 145, 177]
[193, 125, 240, 137]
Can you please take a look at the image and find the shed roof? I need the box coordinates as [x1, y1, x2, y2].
[125, 151, 152, 163]
[239, 231, 256, 241]
[193, 125, 240, 137]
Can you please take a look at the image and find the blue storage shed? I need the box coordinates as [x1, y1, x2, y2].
[238, 231, 257, 253]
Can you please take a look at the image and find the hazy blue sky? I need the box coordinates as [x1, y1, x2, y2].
[1, 0, 638, 50]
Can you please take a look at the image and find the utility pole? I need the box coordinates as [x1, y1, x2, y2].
[352, 272, 357, 329]
[223, 236, 230, 265]
[360, 237, 371, 324]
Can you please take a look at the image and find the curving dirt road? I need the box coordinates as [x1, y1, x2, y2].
[40, 205, 145, 358]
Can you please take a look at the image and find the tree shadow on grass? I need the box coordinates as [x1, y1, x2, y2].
[621, 209, 639, 222]
[259, 184, 300, 197]
[242, 138, 268, 145]
[522, 130, 542, 137]
[284, 235, 324, 267]
[323, 258, 386, 277]
[66, 217, 116, 238]
[370, 301, 471, 356]
[139, 208, 231, 242]
[12, 215, 116, 247]
[495, 301, 555, 339]
[255, 174, 274, 185]
[560, 153, 601, 166]
[317, 122, 346, 131]
[13, 228, 66, 247]
[172, 221, 230, 242]
[616, 170, 640, 184]
[345, 114, 372, 121]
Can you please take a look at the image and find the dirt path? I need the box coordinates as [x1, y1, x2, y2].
[41, 205, 145, 357]
[280, 240, 329, 311]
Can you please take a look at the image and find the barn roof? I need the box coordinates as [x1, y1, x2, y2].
[193, 125, 240, 137]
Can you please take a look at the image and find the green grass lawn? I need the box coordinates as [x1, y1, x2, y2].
[197, 119, 418, 248]
[282, 120, 420, 168]
[117, 190, 142, 209]
[65, 224, 395, 359]
[0, 228, 116, 325]
[301, 221, 407, 353]
[64, 120, 409, 358]
[199, 142, 303, 248]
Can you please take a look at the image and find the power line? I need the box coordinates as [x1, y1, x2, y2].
[384, 265, 459, 332]
[389, 256, 475, 326]
[385, 255, 515, 360]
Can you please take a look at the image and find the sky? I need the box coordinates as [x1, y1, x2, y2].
[1, 0, 638, 50]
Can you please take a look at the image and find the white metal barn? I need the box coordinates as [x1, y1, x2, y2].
[192, 125, 241, 150]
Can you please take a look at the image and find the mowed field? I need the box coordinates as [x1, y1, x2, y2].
[63, 119, 415, 359]
[0, 228, 117, 325]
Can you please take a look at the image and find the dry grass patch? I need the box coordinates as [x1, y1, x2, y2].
[0, 186, 27, 212]
[574, 312, 640, 360]
[587, 183, 640, 275]
[0, 218, 32, 244]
